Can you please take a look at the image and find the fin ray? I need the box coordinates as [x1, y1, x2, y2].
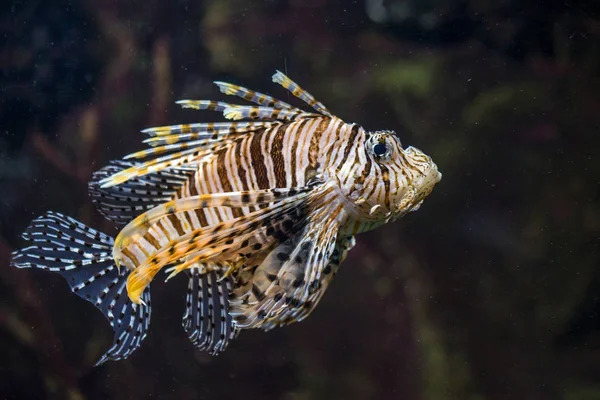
[142, 121, 278, 138]
[97, 146, 212, 188]
[89, 160, 197, 225]
[214, 81, 301, 112]
[183, 266, 240, 355]
[272, 71, 332, 117]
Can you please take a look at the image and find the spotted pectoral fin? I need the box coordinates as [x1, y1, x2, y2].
[230, 194, 346, 329]
[282, 235, 355, 324]
[114, 185, 318, 255]
[124, 182, 325, 304]
[182, 266, 240, 355]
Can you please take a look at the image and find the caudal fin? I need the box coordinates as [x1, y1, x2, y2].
[10, 211, 151, 365]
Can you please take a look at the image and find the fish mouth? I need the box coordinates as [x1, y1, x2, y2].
[393, 163, 441, 216]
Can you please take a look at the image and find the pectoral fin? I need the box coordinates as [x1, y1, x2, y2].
[229, 189, 347, 329]
[114, 185, 316, 255]
[124, 182, 325, 304]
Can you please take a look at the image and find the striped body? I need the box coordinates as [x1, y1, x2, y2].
[118, 118, 440, 272]
[121, 116, 350, 266]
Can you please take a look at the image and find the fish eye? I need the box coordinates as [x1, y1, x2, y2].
[373, 143, 388, 156]
[366, 132, 393, 161]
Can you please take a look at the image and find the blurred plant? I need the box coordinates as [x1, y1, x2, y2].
[0, 0, 103, 150]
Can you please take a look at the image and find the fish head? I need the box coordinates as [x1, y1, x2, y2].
[337, 129, 441, 226]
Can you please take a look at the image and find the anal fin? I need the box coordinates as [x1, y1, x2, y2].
[183, 266, 239, 355]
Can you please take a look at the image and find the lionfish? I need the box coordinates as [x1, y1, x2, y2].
[12, 71, 441, 365]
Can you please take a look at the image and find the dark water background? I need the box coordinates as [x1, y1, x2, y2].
[1, 0, 599, 399]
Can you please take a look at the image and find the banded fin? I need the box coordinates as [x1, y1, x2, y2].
[175, 100, 239, 112]
[10, 212, 151, 365]
[142, 123, 277, 146]
[214, 81, 301, 111]
[124, 182, 322, 304]
[230, 190, 344, 328]
[222, 106, 313, 121]
[272, 71, 332, 117]
[182, 266, 240, 355]
[101, 123, 281, 189]
[176, 100, 315, 122]
[142, 121, 278, 138]
[98, 125, 263, 189]
[89, 160, 197, 225]
[99, 71, 331, 189]
[97, 145, 213, 189]
[115, 186, 316, 251]
[123, 138, 235, 160]
[272, 235, 355, 327]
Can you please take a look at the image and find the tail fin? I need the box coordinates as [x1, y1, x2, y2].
[10, 211, 151, 365]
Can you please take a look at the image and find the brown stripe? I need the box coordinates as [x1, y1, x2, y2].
[229, 207, 243, 219]
[290, 119, 309, 188]
[325, 121, 344, 166]
[343, 135, 365, 187]
[304, 119, 329, 182]
[235, 139, 249, 191]
[194, 209, 209, 227]
[167, 214, 185, 236]
[308, 119, 328, 168]
[399, 166, 410, 186]
[143, 232, 161, 250]
[249, 131, 270, 189]
[180, 211, 196, 232]
[201, 161, 222, 223]
[379, 164, 391, 208]
[217, 150, 243, 218]
[122, 248, 140, 267]
[189, 172, 199, 196]
[156, 220, 172, 241]
[270, 125, 286, 187]
[361, 148, 373, 180]
[340, 124, 359, 165]
[134, 242, 150, 257]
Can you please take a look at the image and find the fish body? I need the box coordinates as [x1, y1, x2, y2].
[12, 71, 441, 364]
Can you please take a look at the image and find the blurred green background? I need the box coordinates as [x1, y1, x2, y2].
[1, 0, 599, 399]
